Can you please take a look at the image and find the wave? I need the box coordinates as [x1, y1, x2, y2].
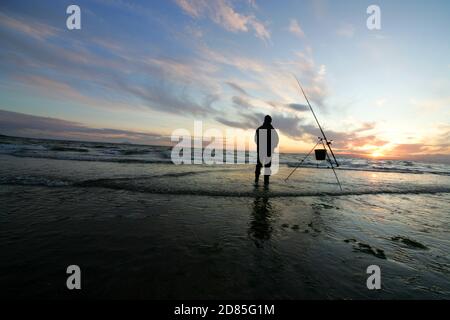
[285, 163, 450, 176]
[3, 150, 449, 176]
[73, 183, 450, 198]
[5, 152, 172, 164]
[2, 176, 450, 198]
[49, 146, 89, 152]
[118, 149, 151, 155]
[1, 136, 449, 177]
[0, 176, 70, 187]
[2, 155, 449, 178]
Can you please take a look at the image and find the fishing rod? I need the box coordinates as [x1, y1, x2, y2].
[294, 75, 339, 167]
[285, 75, 342, 191]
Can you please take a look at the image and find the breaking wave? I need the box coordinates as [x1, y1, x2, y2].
[2, 175, 450, 198]
[1, 135, 449, 177]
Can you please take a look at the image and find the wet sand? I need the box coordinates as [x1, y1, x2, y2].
[1, 181, 449, 299]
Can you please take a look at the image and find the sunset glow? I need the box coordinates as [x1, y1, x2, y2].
[371, 151, 384, 158]
[0, 0, 449, 163]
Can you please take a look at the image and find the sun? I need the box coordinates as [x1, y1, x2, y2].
[371, 150, 384, 158]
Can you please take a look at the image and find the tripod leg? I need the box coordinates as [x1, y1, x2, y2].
[322, 140, 343, 191]
[285, 140, 320, 181]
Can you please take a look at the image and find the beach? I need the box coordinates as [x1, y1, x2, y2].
[1, 135, 450, 299]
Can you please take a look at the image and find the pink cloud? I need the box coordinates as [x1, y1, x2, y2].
[288, 19, 305, 39]
[174, 0, 270, 42]
[0, 11, 59, 40]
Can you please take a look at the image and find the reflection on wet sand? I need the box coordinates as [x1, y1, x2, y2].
[249, 185, 276, 247]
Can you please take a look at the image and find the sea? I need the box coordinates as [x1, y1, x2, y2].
[1, 134, 449, 299]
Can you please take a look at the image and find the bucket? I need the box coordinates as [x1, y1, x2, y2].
[315, 149, 327, 161]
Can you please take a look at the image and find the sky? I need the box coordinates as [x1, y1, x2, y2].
[0, 0, 449, 161]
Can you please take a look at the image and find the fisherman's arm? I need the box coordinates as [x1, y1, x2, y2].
[273, 129, 279, 148]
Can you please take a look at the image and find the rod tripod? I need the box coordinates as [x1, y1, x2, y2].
[284, 138, 321, 182]
[285, 137, 342, 191]
[319, 138, 343, 191]
[284, 75, 343, 191]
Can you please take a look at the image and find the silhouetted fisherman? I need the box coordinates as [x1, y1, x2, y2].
[255, 115, 279, 185]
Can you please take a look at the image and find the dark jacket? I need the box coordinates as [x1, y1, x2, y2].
[255, 122, 279, 158]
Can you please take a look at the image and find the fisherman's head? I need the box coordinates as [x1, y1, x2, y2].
[264, 115, 272, 125]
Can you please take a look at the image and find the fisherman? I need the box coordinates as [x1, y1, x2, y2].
[255, 115, 279, 185]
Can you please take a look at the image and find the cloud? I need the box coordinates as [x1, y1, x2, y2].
[288, 19, 305, 38]
[285, 52, 329, 107]
[336, 23, 355, 38]
[206, 46, 317, 107]
[6, 107, 445, 162]
[390, 144, 426, 155]
[175, 0, 204, 17]
[411, 97, 450, 111]
[336, 134, 388, 148]
[352, 122, 376, 133]
[215, 110, 316, 139]
[214, 116, 254, 130]
[266, 101, 309, 112]
[118, 82, 211, 116]
[0, 20, 124, 83]
[0, 11, 58, 40]
[247, 17, 271, 42]
[15, 74, 128, 112]
[174, 0, 270, 42]
[232, 96, 254, 109]
[0, 3, 329, 146]
[9, 50, 212, 116]
[0, 14, 221, 117]
[185, 25, 204, 38]
[226, 81, 249, 96]
[215, 112, 393, 155]
[270, 114, 313, 139]
[436, 126, 450, 146]
[389, 126, 450, 158]
[199, 45, 266, 73]
[0, 109, 167, 144]
[201, 45, 329, 107]
[286, 103, 309, 112]
[203, 93, 221, 109]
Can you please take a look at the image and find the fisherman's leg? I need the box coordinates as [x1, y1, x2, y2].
[263, 162, 272, 185]
[255, 162, 262, 183]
